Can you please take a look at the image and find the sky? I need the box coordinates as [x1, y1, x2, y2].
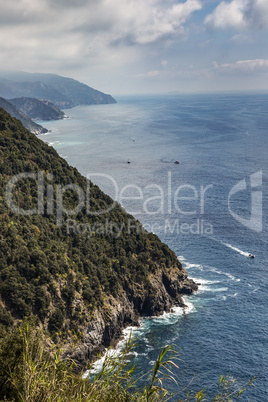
[0, 0, 268, 95]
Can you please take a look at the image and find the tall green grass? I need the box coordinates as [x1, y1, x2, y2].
[0, 322, 255, 401]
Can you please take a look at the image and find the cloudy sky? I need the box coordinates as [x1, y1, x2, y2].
[1, 0, 268, 94]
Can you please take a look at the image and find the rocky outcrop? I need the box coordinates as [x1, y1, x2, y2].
[0, 97, 47, 134]
[68, 266, 197, 367]
[9, 97, 67, 121]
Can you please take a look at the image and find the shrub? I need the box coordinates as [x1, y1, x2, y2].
[48, 308, 64, 334]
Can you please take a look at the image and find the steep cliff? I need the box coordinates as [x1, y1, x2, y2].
[0, 107, 197, 363]
[69, 268, 196, 365]
[9, 97, 67, 121]
[0, 97, 47, 134]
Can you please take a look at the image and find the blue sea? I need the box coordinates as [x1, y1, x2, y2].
[41, 93, 268, 400]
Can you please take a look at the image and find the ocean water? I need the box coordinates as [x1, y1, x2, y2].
[41, 93, 268, 400]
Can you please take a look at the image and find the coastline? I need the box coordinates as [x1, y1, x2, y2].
[83, 293, 196, 378]
[28, 96, 267, 400]
[66, 269, 198, 369]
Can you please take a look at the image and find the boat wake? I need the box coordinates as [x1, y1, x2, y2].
[204, 236, 255, 258]
[223, 242, 254, 258]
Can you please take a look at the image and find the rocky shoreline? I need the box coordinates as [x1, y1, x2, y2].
[66, 266, 198, 367]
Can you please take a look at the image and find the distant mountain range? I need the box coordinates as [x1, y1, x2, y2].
[0, 71, 116, 108]
[0, 71, 117, 134]
[0, 97, 48, 134]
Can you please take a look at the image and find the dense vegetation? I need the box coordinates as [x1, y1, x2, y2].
[0, 107, 181, 341]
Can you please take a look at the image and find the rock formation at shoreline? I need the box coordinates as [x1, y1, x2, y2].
[68, 268, 197, 365]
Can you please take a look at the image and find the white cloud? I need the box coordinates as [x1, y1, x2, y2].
[0, 0, 202, 81]
[205, 0, 247, 29]
[0, 0, 202, 47]
[137, 70, 161, 78]
[205, 0, 268, 30]
[245, 0, 268, 28]
[104, 0, 202, 45]
[147, 70, 161, 77]
[0, 0, 267, 94]
[212, 58, 268, 73]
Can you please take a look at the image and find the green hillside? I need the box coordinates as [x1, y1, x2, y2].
[0, 107, 196, 362]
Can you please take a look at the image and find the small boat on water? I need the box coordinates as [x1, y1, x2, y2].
[248, 253, 255, 258]
[174, 160, 179, 164]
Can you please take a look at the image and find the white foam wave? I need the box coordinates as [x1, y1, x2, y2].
[131, 351, 147, 357]
[177, 255, 203, 271]
[121, 324, 145, 340]
[83, 292, 196, 377]
[83, 323, 145, 378]
[85, 351, 108, 377]
[185, 262, 203, 270]
[191, 278, 221, 286]
[221, 293, 239, 301]
[144, 297, 196, 327]
[196, 283, 228, 293]
[208, 267, 240, 282]
[182, 299, 195, 314]
[210, 287, 228, 292]
[149, 307, 184, 325]
[191, 277, 221, 293]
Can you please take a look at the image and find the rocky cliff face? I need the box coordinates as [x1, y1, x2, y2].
[0, 97, 47, 134]
[68, 266, 197, 366]
[9, 97, 67, 121]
